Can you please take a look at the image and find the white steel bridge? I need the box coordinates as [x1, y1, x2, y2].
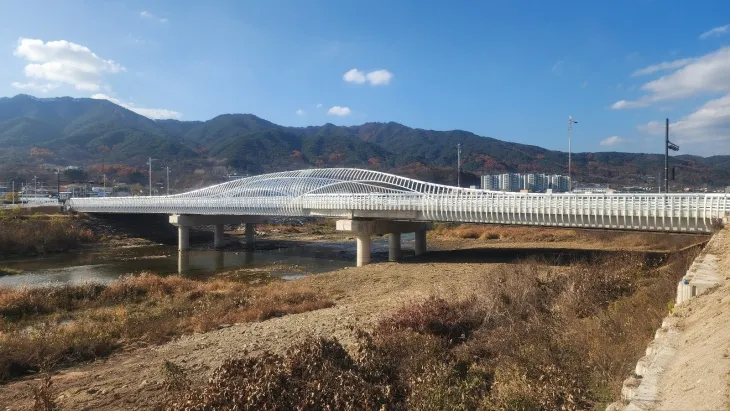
[69, 168, 728, 234]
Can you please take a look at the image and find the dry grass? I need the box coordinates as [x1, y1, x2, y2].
[173, 251, 696, 410]
[431, 223, 580, 242]
[0, 267, 23, 276]
[0, 211, 94, 257]
[430, 223, 706, 251]
[256, 219, 336, 236]
[0, 273, 333, 381]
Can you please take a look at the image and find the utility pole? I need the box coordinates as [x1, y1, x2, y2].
[568, 116, 578, 192]
[664, 118, 679, 194]
[147, 157, 156, 196]
[56, 170, 60, 200]
[456, 143, 462, 187]
[11, 181, 14, 205]
[166, 166, 170, 195]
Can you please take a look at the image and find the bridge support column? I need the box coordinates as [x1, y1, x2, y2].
[169, 214, 265, 251]
[356, 233, 372, 267]
[177, 250, 190, 274]
[336, 219, 432, 266]
[415, 230, 427, 256]
[245, 222, 256, 245]
[389, 232, 401, 262]
[213, 224, 224, 248]
[178, 225, 190, 251]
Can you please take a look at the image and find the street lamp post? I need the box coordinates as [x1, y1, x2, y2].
[568, 116, 578, 192]
[664, 118, 679, 193]
[11, 181, 14, 205]
[147, 157, 156, 196]
[456, 143, 462, 187]
[166, 166, 170, 195]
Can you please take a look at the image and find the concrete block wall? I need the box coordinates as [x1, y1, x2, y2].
[607, 228, 725, 411]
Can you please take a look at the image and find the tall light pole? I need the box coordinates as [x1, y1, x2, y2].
[568, 116, 578, 192]
[11, 181, 14, 205]
[456, 142, 462, 187]
[664, 118, 679, 194]
[147, 157, 156, 196]
[166, 166, 170, 195]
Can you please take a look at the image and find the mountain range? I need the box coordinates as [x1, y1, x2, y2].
[1, 94, 729, 189]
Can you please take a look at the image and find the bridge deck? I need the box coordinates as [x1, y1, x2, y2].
[68, 168, 729, 234]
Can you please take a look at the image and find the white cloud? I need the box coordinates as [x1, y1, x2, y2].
[638, 94, 730, 154]
[343, 68, 366, 84]
[343, 68, 394, 85]
[612, 47, 730, 109]
[551, 60, 563, 75]
[700, 24, 730, 39]
[140, 10, 168, 23]
[296, 109, 305, 116]
[611, 99, 650, 109]
[91, 94, 182, 120]
[316, 103, 323, 109]
[327, 106, 351, 116]
[366, 69, 393, 85]
[600, 136, 628, 147]
[12, 38, 124, 92]
[11, 81, 59, 93]
[631, 58, 694, 76]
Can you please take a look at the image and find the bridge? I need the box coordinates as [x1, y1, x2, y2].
[68, 168, 730, 266]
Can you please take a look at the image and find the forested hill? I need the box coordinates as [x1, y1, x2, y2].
[1, 94, 728, 188]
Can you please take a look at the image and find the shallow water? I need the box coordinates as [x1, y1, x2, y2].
[0, 234, 412, 287]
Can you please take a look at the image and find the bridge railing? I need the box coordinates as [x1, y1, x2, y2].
[68, 191, 729, 233]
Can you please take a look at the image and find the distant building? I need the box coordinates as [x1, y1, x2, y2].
[481, 173, 571, 193]
[572, 186, 614, 194]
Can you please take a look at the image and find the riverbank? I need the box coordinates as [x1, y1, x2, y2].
[612, 225, 730, 411]
[0, 234, 700, 410]
[0, 210, 94, 258]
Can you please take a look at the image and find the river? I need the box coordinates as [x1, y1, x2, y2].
[0, 234, 414, 287]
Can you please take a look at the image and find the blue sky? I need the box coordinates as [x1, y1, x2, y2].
[1, 0, 730, 156]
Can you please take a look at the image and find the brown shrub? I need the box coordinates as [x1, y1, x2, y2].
[0, 213, 94, 257]
[377, 296, 485, 344]
[171, 337, 400, 411]
[175, 250, 697, 410]
[30, 373, 58, 411]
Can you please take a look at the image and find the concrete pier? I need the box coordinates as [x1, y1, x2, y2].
[169, 214, 264, 252]
[356, 233, 372, 266]
[178, 226, 190, 251]
[389, 232, 401, 262]
[336, 219, 432, 266]
[245, 222, 256, 245]
[213, 224, 224, 248]
[415, 230, 427, 256]
[177, 250, 190, 274]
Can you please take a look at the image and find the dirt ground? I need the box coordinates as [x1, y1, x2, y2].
[652, 227, 730, 411]
[0, 257, 514, 410]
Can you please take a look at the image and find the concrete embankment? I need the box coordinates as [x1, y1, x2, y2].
[610, 226, 730, 411]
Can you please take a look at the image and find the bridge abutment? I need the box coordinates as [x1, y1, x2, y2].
[337, 219, 432, 267]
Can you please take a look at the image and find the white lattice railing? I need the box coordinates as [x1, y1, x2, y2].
[68, 168, 730, 233]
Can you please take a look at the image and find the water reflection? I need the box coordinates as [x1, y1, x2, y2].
[0, 241, 356, 288]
